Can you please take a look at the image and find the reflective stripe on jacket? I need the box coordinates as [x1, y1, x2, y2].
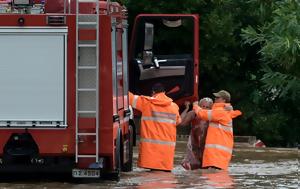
[129, 92, 181, 171]
[193, 103, 242, 170]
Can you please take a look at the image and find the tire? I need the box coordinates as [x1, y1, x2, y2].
[122, 124, 133, 172]
[129, 119, 137, 146]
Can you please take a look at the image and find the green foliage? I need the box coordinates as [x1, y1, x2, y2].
[240, 0, 300, 146]
[124, 0, 300, 147]
[241, 0, 300, 100]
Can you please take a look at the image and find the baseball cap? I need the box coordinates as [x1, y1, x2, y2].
[213, 90, 231, 102]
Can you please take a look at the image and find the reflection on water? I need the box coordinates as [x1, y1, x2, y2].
[118, 141, 298, 188]
[122, 170, 178, 189]
[119, 167, 235, 189]
[118, 166, 235, 188]
[0, 140, 298, 189]
[202, 171, 234, 188]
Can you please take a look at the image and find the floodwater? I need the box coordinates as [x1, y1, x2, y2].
[0, 140, 298, 189]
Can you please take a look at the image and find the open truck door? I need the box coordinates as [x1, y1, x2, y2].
[129, 14, 199, 106]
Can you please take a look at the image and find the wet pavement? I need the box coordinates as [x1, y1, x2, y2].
[0, 140, 298, 188]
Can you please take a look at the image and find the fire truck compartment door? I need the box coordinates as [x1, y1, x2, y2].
[0, 27, 67, 124]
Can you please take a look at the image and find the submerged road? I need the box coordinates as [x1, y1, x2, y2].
[0, 140, 298, 188]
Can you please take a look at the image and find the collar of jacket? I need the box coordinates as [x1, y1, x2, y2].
[150, 92, 173, 106]
[213, 103, 242, 118]
[212, 103, 232, 110]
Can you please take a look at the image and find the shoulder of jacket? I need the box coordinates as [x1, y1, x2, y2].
[137, 95, 153, 100]
[171, 102, 179, 109]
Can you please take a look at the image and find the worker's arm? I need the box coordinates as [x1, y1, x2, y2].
[230, 110, 242, 118]
[128, 92, 145, 112]
[178, 111, 196, 127]
[169, 102, 182, 126]
[193, 103, 216, 122]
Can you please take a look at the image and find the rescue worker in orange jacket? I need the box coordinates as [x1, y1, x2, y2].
[193, 90, 242, 170]
[129, 83, 181, 171]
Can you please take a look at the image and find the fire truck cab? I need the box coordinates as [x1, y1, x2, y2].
[0, 0, 199, 179]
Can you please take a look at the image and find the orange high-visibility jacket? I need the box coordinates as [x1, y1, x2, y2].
[193, 103, 242, 170]
[129, 92, 181, 171]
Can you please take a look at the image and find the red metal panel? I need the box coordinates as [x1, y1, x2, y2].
[79, 29, 96, 41]
[0, 14, 46, 26]
[0, 131, 10, 154]
[99, 15, 114, 155]
[66, 15, 77, 137]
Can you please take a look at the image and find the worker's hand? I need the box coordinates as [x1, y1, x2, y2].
[192, 101, 199, 106]
[192, 101, 202, 113]
[184, 101, 191, 109]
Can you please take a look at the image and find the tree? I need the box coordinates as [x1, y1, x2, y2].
[241, 0, 300, 146]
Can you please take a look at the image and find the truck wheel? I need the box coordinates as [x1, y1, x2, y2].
[130, 119, 137, 146]
[122, 124, 133, 172]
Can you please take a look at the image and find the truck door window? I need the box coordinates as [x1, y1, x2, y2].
[129, 16, 195, 101]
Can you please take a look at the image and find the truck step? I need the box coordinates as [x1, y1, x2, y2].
[78, 0, 98, 3]
[77, 110, 96, 114]
[78, 43, 97, 48]
[77, 133, 97, 136]
[78, 66, 97, 70]
[78, 22, 97, 25]
[77, 88, 96, 92]
[77, 154, 97, 158]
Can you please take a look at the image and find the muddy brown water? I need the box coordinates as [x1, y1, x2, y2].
[0, 140, 298, 188]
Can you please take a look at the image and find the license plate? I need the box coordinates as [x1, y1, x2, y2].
[72, 169, 100, 178]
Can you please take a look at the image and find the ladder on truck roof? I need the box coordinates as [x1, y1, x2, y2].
[75, 0, 102, 164]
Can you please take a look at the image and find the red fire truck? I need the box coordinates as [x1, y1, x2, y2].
[0, 0, 199, 179]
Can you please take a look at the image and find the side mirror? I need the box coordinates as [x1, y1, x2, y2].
[144, 23, 154, 50]
[143, 23, 154, 65]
